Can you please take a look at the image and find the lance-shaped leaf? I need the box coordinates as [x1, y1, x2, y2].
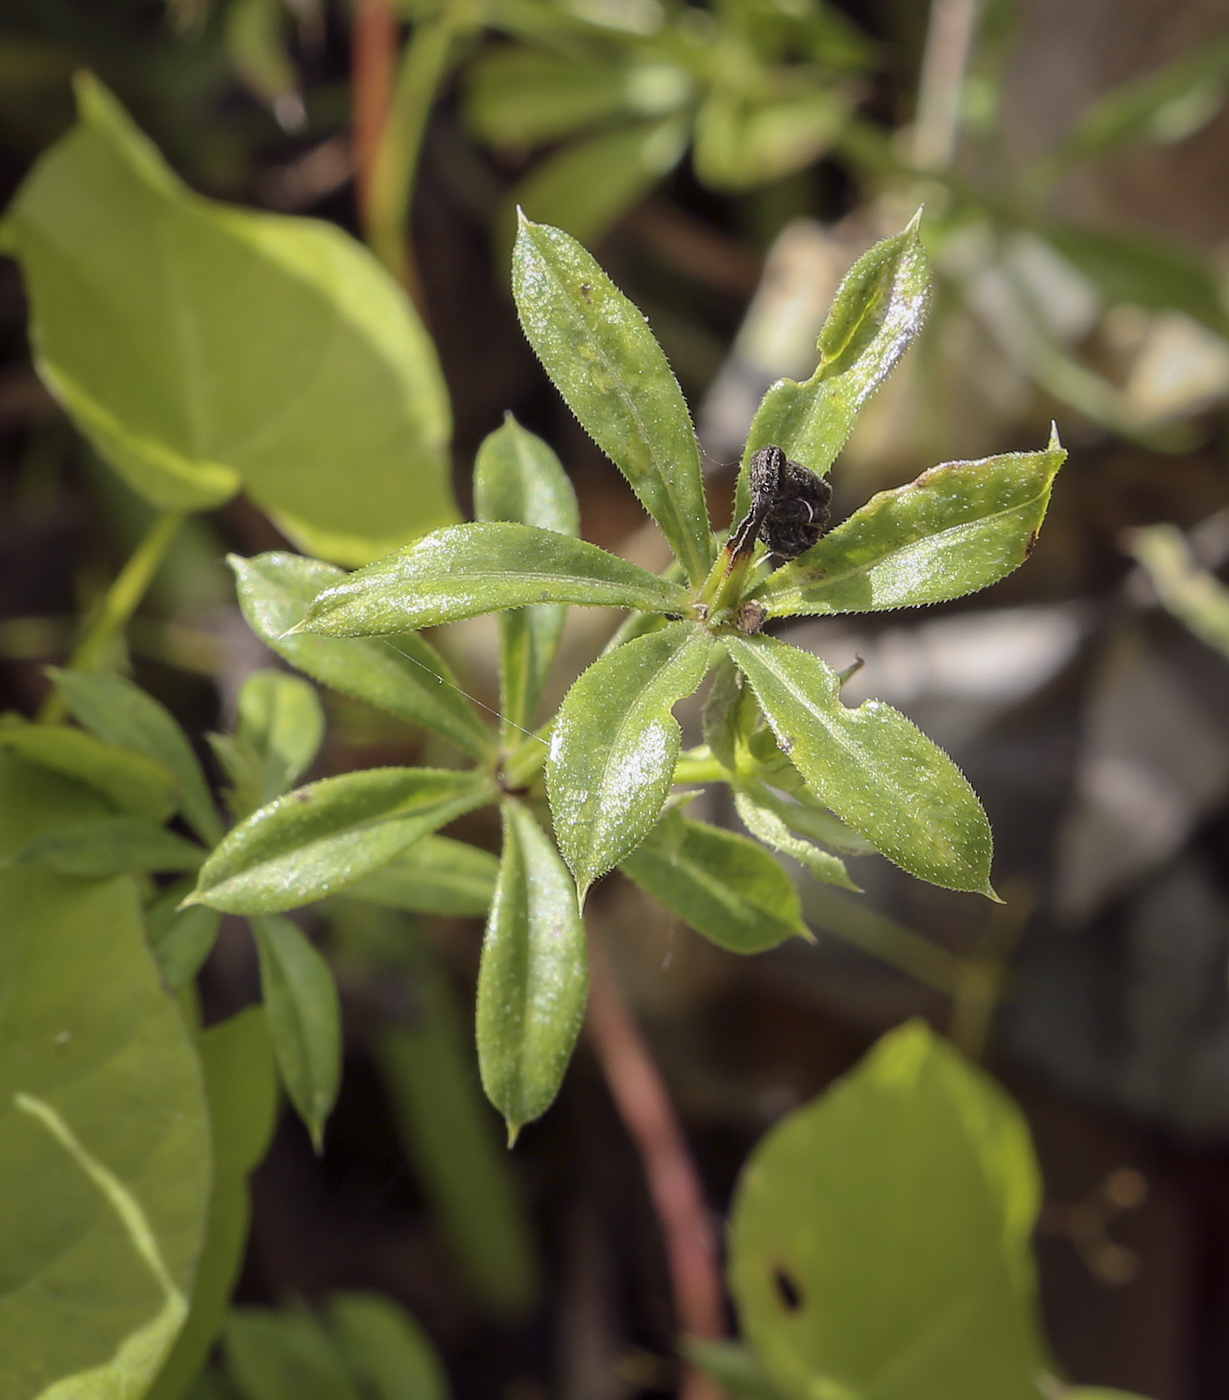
[188, 767, 494, 915]
[0, 721, 178, 822]
[733, 214, 930, 523]
[9, 815, 206, 877]
[475, 415, 579, 734]
[145, 881, 222, 990]
[548, 622, 711, 900]
[757, 430, 1067, 618]
[512, 214, 713, 585]
[251, 915, 341, 1151]
[731, 781, 860, 892]
[1, 75, 455, 564]
[232, 552, 492, 760]
[298, 523, 694, 639]
[348, 834, 498, 917]
[478, 800, 589, 1140]
[729, 1022, 1046, 1400]
[50, 668, 222, 846]
[619, 806, 807, 953]
[725, 635, 994, 896]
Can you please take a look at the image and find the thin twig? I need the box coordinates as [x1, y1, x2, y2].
[351, 0, 398, 228]
[586, 938, 727, 1400]
[912, 0, 981, 171]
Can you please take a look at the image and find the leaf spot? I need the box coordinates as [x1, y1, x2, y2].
[773, 1265, 803, 1312]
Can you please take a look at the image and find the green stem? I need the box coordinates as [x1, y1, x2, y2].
[366, 14, 457, 288]
[39, 510, 185, 723]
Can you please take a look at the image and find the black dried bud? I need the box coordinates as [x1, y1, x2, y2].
[730, 445, 831, 559]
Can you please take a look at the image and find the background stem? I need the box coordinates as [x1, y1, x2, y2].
[38, 509, 185, 722]
[586, 938, 727, 1400]
[351, 0, 398, 228]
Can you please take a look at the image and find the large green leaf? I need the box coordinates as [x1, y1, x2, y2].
[251, 914, 341, 1150]
[329, 1293, 449, 1400]
[0, 75, 455, 565]
[619, 807, 808, 952]
[297, 523, 694, 638]
[188, 767, 494, 915]
[0, 721, 178, 822]
[210, 669, 324, 820]
[231, 553, 493, 760]
[510, 119, 689, 250]
[477, 800, 589, 1140]
[347, 834, 498, 917]
[548, 621, 711, 899]
[734, 216, 930, 523]
[757, 430, 1066, 617]
[512, 215, 713, 585]
[725, 635, 994, 895]
[474, 415, 579, 734]
[147, 1008, 278, 1400]
[728, 1021, 1047, 1400]
[51, 667, 223, 846]
[0, 751, 211, 1398]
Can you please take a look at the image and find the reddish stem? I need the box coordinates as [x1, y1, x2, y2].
[351, 0, 398, 231]
[586, 939, 727, 1400]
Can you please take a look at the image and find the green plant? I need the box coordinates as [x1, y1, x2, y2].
[0, 71, 1073, 1397]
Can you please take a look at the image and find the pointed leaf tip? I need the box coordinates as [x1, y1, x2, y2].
[905, 204, 925, 234]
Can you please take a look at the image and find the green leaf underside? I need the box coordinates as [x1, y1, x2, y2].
[51, 668, 222, 846]
[10, 816, 205, 876]
[190, 767, 494, 915]
[251, 914, 342, 1150]
[0, 722, 178, 823]
[734, 218, 930, 523]
[229, 670, 325, 812]
[297, 523, 693, 637]
[728, 1022, 1046, 1400]
[6, 75, 455, 564]
[548, 622, 712, 898]
[146, 1008, 278, 1400]
[724, 635, 993, 894]
[347, 834, 498, 917]
[0, 753, 210, 1397]
[731, 782, 859, 891]
[478, 800, 589, 1138]
[474, 416, 579, 734]
[619, 807, 806, 953]
[512, 216, 713, 586]
[758, 433, 1066, 617]
[231, 552, 492, 760]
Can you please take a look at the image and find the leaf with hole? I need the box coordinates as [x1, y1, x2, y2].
[728, 1021, 1047, 1400]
